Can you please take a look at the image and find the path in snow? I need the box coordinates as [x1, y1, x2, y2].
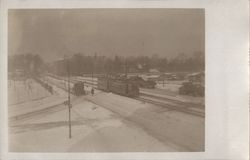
[9, 78, 182, 152]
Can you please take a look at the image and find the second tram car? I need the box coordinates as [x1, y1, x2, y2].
[97, 77, 139, 97]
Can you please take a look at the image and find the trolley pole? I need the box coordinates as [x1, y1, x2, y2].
[66, 56, 72, 139]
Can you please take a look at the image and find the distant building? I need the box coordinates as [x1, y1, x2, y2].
[149, 69, 160, 73]
[188, 72, 205, 84]
[129, 68, 139, 73]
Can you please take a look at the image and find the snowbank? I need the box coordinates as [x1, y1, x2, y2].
[85, 92, 205, 151]
[9, 96, 176, 152]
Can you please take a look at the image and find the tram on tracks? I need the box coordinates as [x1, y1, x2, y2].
[72, 82, 86, 96]
[97, 77, 139, 98]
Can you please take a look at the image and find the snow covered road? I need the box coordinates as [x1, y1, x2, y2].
[86, 92, 205, 151]
[8, 78, 204, 152]
[8, 79, 178, 152]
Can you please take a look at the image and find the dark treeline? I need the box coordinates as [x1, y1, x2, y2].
[8, 52, 204, 76]
[49, 52, 205, 76]
[8, 53, 45, 76]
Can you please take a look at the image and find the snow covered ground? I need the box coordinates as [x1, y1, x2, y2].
[140, 88, 204, 105]
[46, 76, 100, 93]
[8, 79, 68, 122]
[9, 77, 204, 152]
[75, 76, 98, 83]
[10, 98, 179, 152]
[155, 82, 182, 93]
[86, 92, 204, 151]
[8, 79, 52, 106]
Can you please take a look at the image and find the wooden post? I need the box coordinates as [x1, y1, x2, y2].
[125, 59, 128, 94]
[65, 56, 72, 139]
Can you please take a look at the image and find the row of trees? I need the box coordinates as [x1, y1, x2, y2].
[49, 52, 205, 76]
[8, 54, 44, 76]
[8, 52, 204, 77]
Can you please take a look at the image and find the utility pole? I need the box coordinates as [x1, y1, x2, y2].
[92, 58, 94, 84]
[162, 76, 165, 87]
[65, 56, 72, 139]
[91, 53, 96, 95]
[125, 59, 128, 94]
[92, 53, 96, 84]
[107, 63, 110, 91]
[125, 59, 128, 79]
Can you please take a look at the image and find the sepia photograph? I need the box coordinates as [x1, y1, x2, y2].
[7, 9, 205, 152]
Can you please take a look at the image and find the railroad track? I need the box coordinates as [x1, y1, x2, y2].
[74, 76, 205, 117]
[46, 76, 96, 95]
[136, 96, 204, 118]
[140, 92, 204, 109]
[46, 76, 76, 94]
[9, 102, 65, 123]
[72, 79, 97, 88]
[49, 75, 97, 88]
[48, 75, 205, 117]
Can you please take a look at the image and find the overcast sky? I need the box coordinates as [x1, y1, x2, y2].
[8, 9, 204, 62]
